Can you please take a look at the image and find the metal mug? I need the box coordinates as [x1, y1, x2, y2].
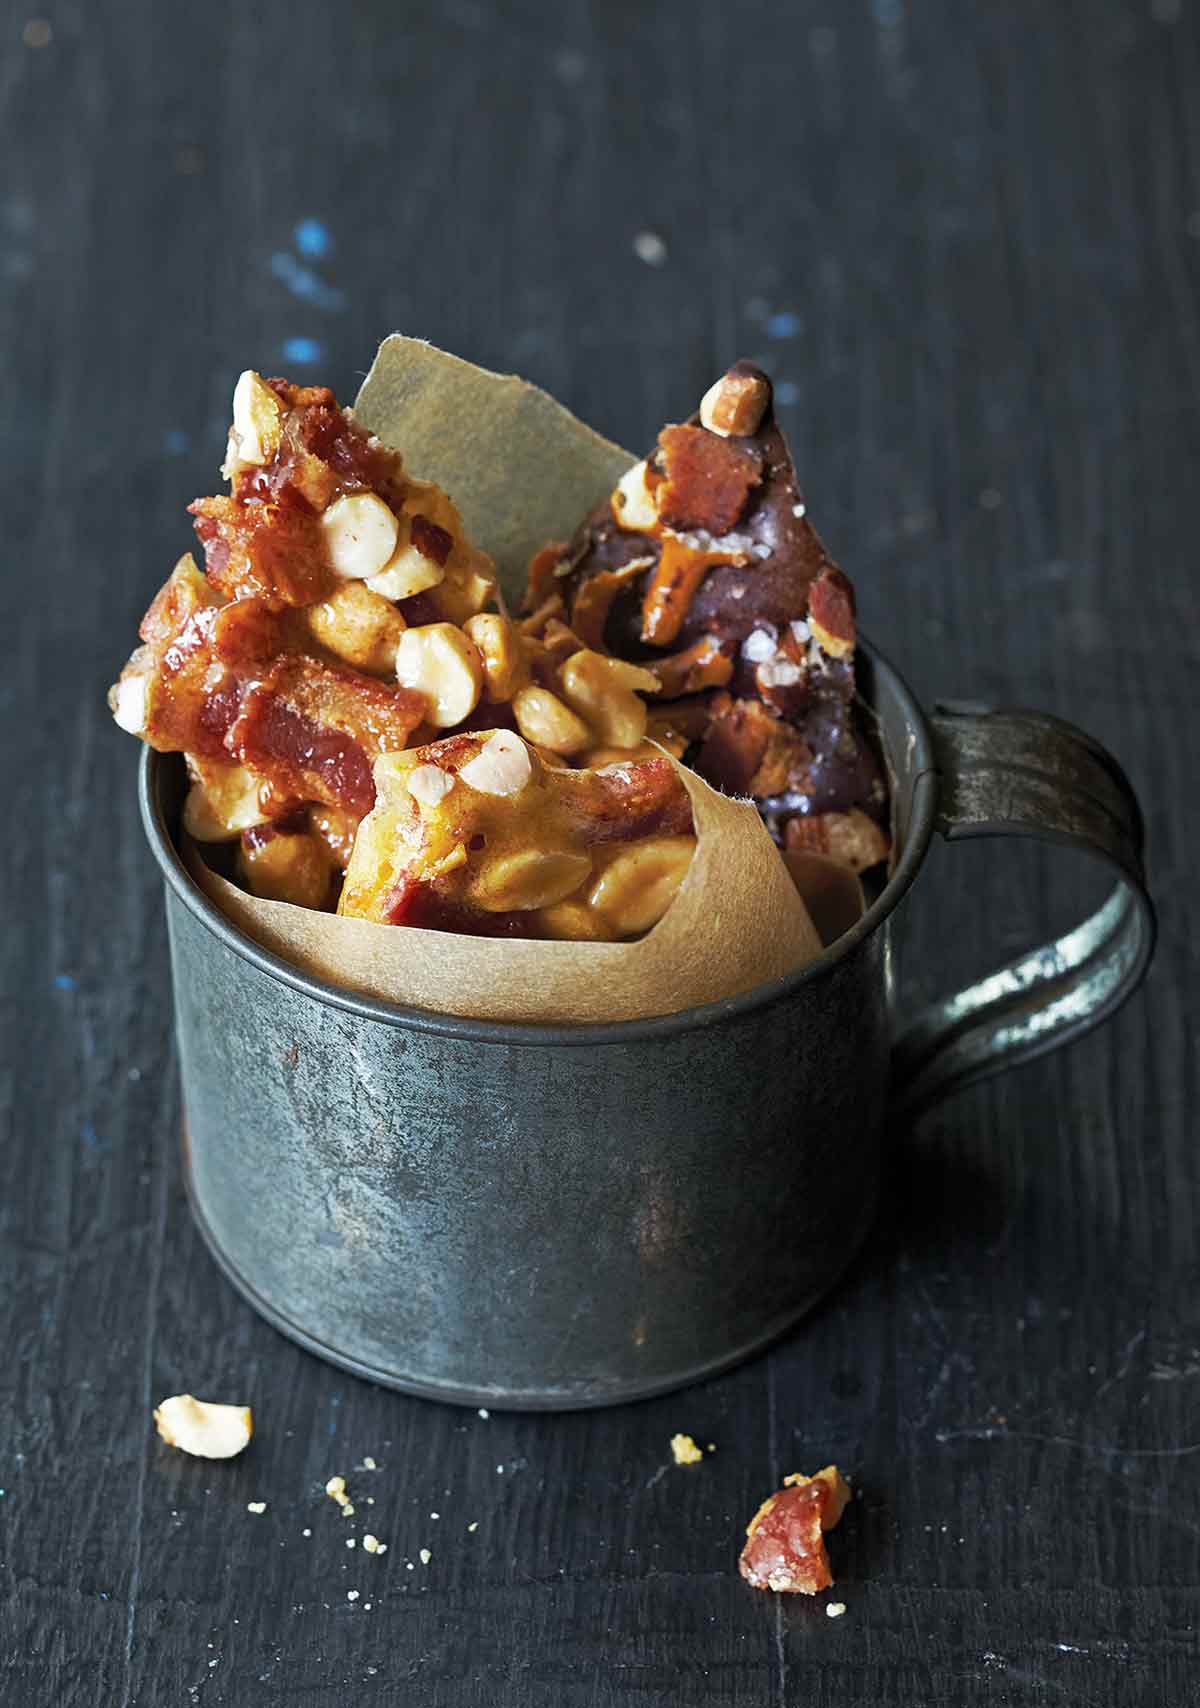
[139, 640, 1155, 1409]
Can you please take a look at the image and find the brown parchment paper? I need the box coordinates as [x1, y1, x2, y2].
[187, 760, 822, 1023]
[188, 335, 843, 1023]
[354, 335, 635, 601]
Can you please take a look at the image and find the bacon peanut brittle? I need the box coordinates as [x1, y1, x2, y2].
[109, 372, 500, 905]
[194, 371, 495, 620]
[533, 363, 890, 872]
[738, 1465, 851, 1595]
[339, 732, 696, 942]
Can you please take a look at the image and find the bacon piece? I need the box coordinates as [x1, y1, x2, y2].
[117, 553, 424, 818]
[696, 695, 849, 800]
[229, 655, 424, 820]
[739, 1467, 851, 1594]
[189, 494, 332, 608]
[783, 809, 889, 874]
[411, 514, 454, 567]
[693, 695, 771, 795]
[553, 757, 693, 844]
[652, 424, 762, 534]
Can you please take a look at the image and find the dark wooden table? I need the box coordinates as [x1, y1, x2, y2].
[3, 1, 1197, 1702]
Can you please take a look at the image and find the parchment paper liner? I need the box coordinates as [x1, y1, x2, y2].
[185, 335, 862, 1024]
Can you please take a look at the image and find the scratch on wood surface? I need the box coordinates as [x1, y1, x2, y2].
[119, 1071, 173, 1708]
[764, 1353, 788, 1708]
[935, 1425, 1200, 1461]
[1090, 1327, 1147, 1404]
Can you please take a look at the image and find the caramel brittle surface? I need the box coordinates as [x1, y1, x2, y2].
[340, 733, 695, 941]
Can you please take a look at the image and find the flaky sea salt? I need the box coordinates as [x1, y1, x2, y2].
[741, 625, 778, 663]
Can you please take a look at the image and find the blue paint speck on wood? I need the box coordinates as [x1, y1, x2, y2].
[55, 973, 77, 990]
[270, 253, 346, 313]
[294, 218, 332, 259]
[775, 380, 800, 405]
[282, 336, 323, 365]
[163, 429, 190, 455]
[765, 311, 801, 339]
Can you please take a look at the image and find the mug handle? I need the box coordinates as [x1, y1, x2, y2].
[890, 702, 1156, 1116]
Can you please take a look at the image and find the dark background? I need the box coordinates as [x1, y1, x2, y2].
[3, 0, 1198, 1703]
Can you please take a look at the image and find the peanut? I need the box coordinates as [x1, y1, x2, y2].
[611, 459, 659, 530]
[511, 685, 593, 756]
[395, 623, 484, 728]
[154, 1395, 253, 1460]
[458, 730, 534, 797]
[367, 515, 448, 601]
[304, 580, 406, 674]
[698, 365, 771, 438]
[559, 650, 660, 750]
[109, 665, 152, 736]
[237, 829, 336, 910]
[463, 612, 529, 702]
[430, 557, 497, 625]
[320, 491, 400, 580]
[405, 764, 456, 806]
[222, 370, 283, 476]
[182, 763, 266, 842]
[469, 847, 592, 912]
[535, 898, 611, 941]
[586, 834, 696, 937]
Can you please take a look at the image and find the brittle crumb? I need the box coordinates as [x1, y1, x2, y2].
[419, 1548, 432, 1565]
[670, 1433, 704, 1466]
[826, 1602, 846, 1618]
[363, 1534, 388, 1555]
[362, 1456, 378, 1470]
[739, 1465, 850, 1595]
[246, 1501, 267, 1514]
[347, 1590, 359, 1602]
[325, 1474, 356, 1517]
[467, 1522, 478, 1533]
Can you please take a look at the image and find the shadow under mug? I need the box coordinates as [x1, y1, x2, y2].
[140, 639, 1155, 1410]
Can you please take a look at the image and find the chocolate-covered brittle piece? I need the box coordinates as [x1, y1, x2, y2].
[543, 363, 889, 868]
[739, 1465, 851, 1595]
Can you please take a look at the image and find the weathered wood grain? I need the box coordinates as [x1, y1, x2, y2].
[1, 0, 1196, 1703]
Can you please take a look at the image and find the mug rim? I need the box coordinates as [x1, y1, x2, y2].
[138, 635, 939, 1048]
